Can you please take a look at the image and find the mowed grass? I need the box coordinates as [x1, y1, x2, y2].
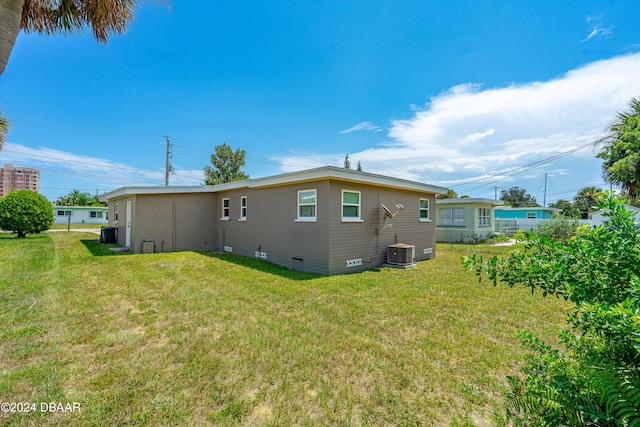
[0, 233, 566, 426]
[48, 223, 106, 229]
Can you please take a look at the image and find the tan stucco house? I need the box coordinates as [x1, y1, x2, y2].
[99, 166, 447, 275]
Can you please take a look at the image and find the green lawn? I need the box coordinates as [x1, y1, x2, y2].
[0, 233, 566, 426]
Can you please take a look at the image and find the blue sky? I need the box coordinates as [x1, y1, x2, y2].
[1, 1, 640, 204]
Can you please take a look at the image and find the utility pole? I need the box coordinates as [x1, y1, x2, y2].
[165, 136, 171, 186]
[543, 173, 548, 207]
[157, 135, 174, 186]
[493, 186, 499, 200]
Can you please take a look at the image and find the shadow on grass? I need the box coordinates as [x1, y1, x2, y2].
[197, 251, 328, 281]
[80, 239, 127, 256]
[78, 240, 380, 280]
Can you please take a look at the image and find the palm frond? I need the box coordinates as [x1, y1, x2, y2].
[21, 0, 137, 42]
[0, 113, 10, 150]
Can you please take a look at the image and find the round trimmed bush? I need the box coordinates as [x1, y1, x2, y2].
[0, 190, 54, 238]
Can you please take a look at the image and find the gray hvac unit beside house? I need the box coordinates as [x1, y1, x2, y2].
[387, 244, 415, 265]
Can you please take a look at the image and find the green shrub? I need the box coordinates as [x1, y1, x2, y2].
[0, 190, 54, 238]
[512, 229, 527, 242]
[534, 215, 580, 243]
[464, 194, 640, 426]
[481, 233, 510, 245]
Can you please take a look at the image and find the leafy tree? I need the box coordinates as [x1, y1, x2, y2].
[597, 97, 640, 201]
[356, 161, 362, 172]
[549, 199, 581, 218]
[464, 194, 640, 426]
[0, 190, 54, 238]
[0, 0, 168, 75]
[500, 187, 539, 207]
[344, 154, 352, 170]
[203, 142, 249, 185]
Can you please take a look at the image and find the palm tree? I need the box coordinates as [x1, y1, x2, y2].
[0, 0, 23, 76]
[573, 186, 602, 219]
[597, 97, 640, 201]
[0, 0, 167, 75]
[436, 188, 459, 199]
[56, 190, 93, 206]
[0, 113, 9, 151]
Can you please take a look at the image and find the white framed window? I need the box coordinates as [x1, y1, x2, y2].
[527, 212, 537, 219]
[114, 204, 119, 223]
[342, 190, 362, 222]
[478, 208, 491, 226]
[221, 198, 230, 220]
[90, 211, 103, 219]
[239, 196, 247, 221]
[57, 210, 72, 216]
[297, 189, 317, 221]
[439, 207, 466, 226]
[419, 199, 430, 221]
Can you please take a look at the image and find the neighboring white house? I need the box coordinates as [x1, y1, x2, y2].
[589, 204, 640, 226]
[53, 206, 108, 224]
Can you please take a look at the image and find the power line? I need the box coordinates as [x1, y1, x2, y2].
[0, 146, 164, 185]
[34, 166, 160, 185]
[3, 108, 161, 138]
[453, 140, 597, 193]
[8, 118, 165, 153]
[0, 146, 164, 175]
[172, 172, 203, 182]
[41, 186, 102, 191]
[5, 109, 220, 157]
[3, 108, 329, 171]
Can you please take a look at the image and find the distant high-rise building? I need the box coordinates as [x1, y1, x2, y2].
[0, 163, 40, 197]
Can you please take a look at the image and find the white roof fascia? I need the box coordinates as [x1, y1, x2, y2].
[52, 206, 109, 210]
[213, 166, 448, 194]
[436, 198, 503, 205]
[494, 206, 562, 213]
[100, 166, 448, 201]
[99, 185, 216, 201]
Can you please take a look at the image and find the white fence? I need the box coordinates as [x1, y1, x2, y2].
[495, 218, 594, 234]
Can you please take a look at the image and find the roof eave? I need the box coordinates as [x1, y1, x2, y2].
[99, 166, 448, 201]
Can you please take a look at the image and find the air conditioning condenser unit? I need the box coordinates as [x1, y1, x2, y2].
[387, 244, 415, 265]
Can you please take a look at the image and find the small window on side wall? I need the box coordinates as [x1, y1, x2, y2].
[342, 190, 361, 221]
[240, 196, 247, 220]
[297, 189, 317, 221]
[221, 198, 230, 219]
[419, 199, 430, 221]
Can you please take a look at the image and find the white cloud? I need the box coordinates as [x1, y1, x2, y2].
[339, 121, 383, 134]
[583, 25, 615, 42]
[583, 15, 615, 41]
[273, 53, 640, 197]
